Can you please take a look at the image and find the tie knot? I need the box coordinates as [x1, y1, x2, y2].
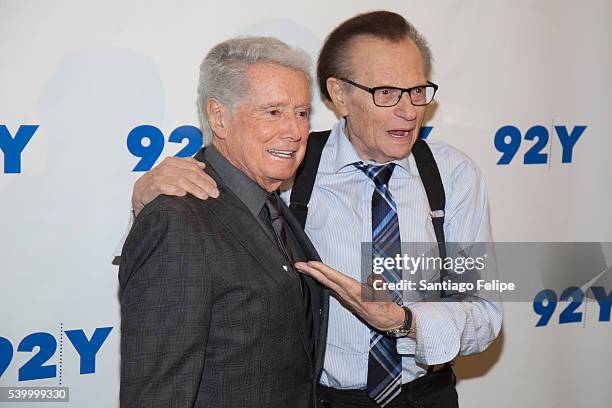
[354, 162, 396, 187]
[264, 193, 282, 222]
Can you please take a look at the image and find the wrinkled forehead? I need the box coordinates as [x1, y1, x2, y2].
[240, 63, 312, 106]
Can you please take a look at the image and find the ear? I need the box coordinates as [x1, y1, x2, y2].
[326, 77, 349, 116]
[207, 98, 231, 140]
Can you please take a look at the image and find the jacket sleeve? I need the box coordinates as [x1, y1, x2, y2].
[119, 198, 212, 407]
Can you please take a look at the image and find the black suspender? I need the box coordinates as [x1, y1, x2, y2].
[411, 139, 450, 305]
[411, 139, 447, 260]
[289, 130, 331, 228]
[289, 132, 446, 262]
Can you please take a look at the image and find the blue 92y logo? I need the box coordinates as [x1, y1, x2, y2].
[532, 287, 612, 327]
[127, 125, 203, 171]
[0, 327, 112, 382]
[0, 125, 38, 174]
[495, 125, 586, 165]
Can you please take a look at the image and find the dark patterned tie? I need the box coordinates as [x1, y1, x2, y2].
[354, 162, 402, 407]
[264, 193, 314, 357]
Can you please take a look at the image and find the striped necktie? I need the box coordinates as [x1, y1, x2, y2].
[354, 162, 402, 407]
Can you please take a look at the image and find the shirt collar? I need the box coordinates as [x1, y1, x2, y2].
[331, 117, 418, 177]
[203, 144, 268, 218]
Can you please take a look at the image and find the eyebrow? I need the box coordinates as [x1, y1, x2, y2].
[256, 102, 311, 110]
[377, 83, 428, 89]
[257, 102, 287, 109]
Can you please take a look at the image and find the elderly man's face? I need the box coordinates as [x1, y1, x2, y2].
[338, 36, 428, 163]
[221, 63, 311, 191]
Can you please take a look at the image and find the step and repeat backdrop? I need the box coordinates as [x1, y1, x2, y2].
[1, 0, 611, 406]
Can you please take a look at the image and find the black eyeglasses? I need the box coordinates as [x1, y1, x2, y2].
[340, 78, 438, 107]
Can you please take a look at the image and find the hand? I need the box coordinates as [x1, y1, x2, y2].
[295, 261, 405, 332]
[132, 157, 219, 216]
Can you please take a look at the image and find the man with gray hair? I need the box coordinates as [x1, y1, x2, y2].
[119, 36, 327, 407]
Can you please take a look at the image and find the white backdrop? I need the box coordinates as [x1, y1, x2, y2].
[1, 0, 611, 406]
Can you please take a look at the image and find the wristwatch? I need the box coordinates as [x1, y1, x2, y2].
[386, 306, 413, 338]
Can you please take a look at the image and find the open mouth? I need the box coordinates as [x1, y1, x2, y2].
[387, 129, 414, 138]
[267, 148, 295, 158]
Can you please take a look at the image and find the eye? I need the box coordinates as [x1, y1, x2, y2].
[297, 109, 310, 119]
[268, 109, 281, 116]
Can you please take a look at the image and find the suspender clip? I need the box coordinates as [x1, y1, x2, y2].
[430, 210, 445, 219]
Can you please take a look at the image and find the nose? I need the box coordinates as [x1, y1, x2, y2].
[282, 113, 306, 142]
[394, 92, 418, 121]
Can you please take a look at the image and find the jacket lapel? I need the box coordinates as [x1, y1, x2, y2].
[194, 150, 314, 366]
[281, 200, 330, 378]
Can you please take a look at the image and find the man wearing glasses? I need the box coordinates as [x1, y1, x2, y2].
[125, 11, 501, 408]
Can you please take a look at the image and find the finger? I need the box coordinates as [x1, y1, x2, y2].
[150, 157, 202, 179]
[149, 164, 212, 191]
[133, 159, 207, 207]
[158, 177, 210, 200]
[161, 156, 206, 172]
[190, 169, 219, 198]
[158, 184, 187, 197]
[158, 158, 219, 197]
[296, 263, 363, 308]
[294, 262, 329, 283]
[183, 157, 206, 169]
[295, 263, 344, 294]
[165, 168, 218, 199]
[304, 261, 357, 288]
[308, 261, 363, 297]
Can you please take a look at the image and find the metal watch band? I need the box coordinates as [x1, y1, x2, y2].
[385, 306, 413, 338]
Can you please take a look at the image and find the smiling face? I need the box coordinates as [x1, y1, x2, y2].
[211, 63, 311, 192]
[329, 35, 429, 163]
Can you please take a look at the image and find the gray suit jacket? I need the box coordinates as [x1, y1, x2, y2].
[119, 152, 327, 407]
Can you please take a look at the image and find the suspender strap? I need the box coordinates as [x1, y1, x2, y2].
[411, 139, 447, 260]
[412, 139, 452, 372]
[289, 130, 331, 228]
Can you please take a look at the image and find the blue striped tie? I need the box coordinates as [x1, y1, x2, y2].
[354, 162, 402, 407]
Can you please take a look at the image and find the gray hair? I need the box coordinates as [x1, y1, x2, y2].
[196, 36, 312, 145]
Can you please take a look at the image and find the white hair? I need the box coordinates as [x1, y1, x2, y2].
[196, 36, 312, 145]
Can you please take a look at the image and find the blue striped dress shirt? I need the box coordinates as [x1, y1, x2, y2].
[280, 117, 502, 389]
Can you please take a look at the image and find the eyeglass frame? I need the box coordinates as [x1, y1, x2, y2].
[339, 78, 438, 107]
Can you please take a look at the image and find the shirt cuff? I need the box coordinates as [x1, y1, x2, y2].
[112, 208, 135, 258]
[403, 301, 462, 365]
[396, 336, 416, 355]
